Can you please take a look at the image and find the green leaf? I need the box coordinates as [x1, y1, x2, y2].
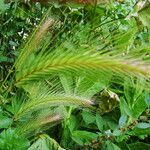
[123, 79, 148, 118]
[0, 128, 30, 150]
[132, 123, 150, 135]
[28, 134, 65, 150]
[113, 129, 122, 136]
[117, 142, 130, 150]
[103, 114, 118, 130]
[136, 123, 150, 129]
[131, 96, 147, 118]
[0, 114, 13, 129]
[82, 111, 95, 125]
[120, 98, 133, 117]
[0, 0, 10, 14]
[128, 142, 150, 150]
[72, 130, 98, 146]
[96, 112, 105, 132]
[138, 4, 150, 28]
[9, 41, 18, 47]
[60, 126, 72, 148]
[119, 115, 127, 127]
[102, 141, 121, 150]
[0, 56, 7, 62]
[144, 93, 150, 107]
[68, 115, 79, 132]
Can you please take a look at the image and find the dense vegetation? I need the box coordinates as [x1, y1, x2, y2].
[0, 0, 150, 149]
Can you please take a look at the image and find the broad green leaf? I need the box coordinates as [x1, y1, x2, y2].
[117, 142, 130, 150]
[144, 93, 150, 107]
[0, 56, 8, 63]
[131, 96, 147, 118]
[68, 115, 79, 132]
[120, 98, 133, 117]
[136, 123, 150, 129]
[123, 79, 148, 118]
[119, 115, 127, 127]
[96, 112, 105, 132]
[0, 0, 9, 14]
[132, 123, 150, 135]
[0, 114, 13, 129]
[82, 111, 95, 125]
[28, 134, 65, 150]
[0, 56, 12, 63]
[0, 128, 30, 150]
[103, 114, 118, 130]
[72, 130, 98, 146]
[128, 142, 150, 150]
[113, 129, 122, 136]
[102, 141, 121, 150]
[60, 126, 72, 148]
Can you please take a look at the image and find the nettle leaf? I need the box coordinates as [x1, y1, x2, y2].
[82, 111, 95, 125]
[0, 56, 13, 63]
[0, 128, 30, 150]
[128, 142, 150, 150]
[28, 134, 65, 150]
[119, 115, 127, 127]
[123, 79, 148, 118]
[5, 97, 24, 115]
[96, 112, 105, 132]
[60, 126, 72, 148]
[68, 115, 79, 132]
[72, 130, 98, 146]
[136, 123, 150, 129]
[102, 141, 121, 150]
[0, 0, 10, 14]
[117, 142, 130, 150]
[0, 114, 13, 129]
[131, 95, 147, 118]
[113, 129, 122, 137]
[132, 123, 150, 135]
[120, 98, 133, 117]
[144, 93, 150, 107]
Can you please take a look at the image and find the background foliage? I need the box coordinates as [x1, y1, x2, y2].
[0, 0, 150, 149]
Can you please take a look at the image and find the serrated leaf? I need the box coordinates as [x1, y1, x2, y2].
[113, 129, 122, 136]
[28, 134, 65, 150]
[136, 123, 150, 129]
[129, 142, 150, 150]
[120, 98, 133, 117]
[103, 141, 121, 150]
[117, 142, 130, 150]
[72, 130, 98, 146]
[0, 0, 10, 14]
[96, 112, 105, 132]
[144, 93, 150, 107]
[82, 111, 95, 125]
[68, 115, 79, 132]
[131, 96, 147, 118]
[119, 115, 127, 127]
[0, 128, 30, 150]
[132, 123, 150, 135]
[0, 115, 13, 129]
